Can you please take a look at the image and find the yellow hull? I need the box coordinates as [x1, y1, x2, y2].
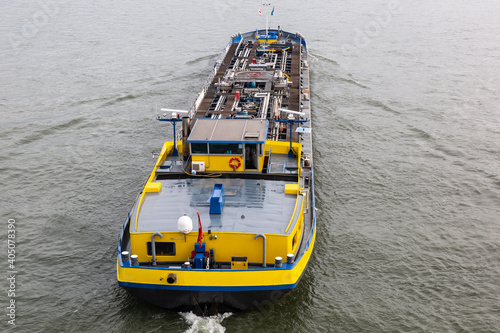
[117, 218, 315, 313]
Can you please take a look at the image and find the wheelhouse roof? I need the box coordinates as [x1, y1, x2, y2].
[187, 119, 268, 144]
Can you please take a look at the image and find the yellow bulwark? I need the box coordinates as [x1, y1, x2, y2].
[117, 221, 316, 288]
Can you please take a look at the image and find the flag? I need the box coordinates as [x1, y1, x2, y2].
[197, 212, 203, 246]
[271, 6, 275, 16]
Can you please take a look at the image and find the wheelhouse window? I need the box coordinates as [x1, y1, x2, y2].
[209, 143, 243, 155]
[191, 143, 208, 154]
[147, 242, 176, 256]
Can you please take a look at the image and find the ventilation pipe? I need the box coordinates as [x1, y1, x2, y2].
[254, 233, 267, 268]
[151, 232, 163, 266]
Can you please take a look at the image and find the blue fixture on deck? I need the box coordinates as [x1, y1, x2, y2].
[193, 242, 206, 269]
[209, 184, 225, 214]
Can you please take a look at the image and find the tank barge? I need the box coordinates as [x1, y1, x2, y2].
[117, 27, 315, 315]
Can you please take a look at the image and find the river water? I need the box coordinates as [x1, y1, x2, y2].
[1, 0, 499, 332]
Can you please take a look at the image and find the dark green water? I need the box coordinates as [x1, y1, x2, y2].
[1, 1, 499, 332]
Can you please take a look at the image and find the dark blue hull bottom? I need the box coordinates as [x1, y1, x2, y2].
[122, 285, 292, 315]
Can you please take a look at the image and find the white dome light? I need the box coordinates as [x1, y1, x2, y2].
[177, 215, 193, 234]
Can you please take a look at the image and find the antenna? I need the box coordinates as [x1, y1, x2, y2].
[160, 108, 189, 114]
[267, 2, 272, 37]
[278, 108, 306, 117]
[157, 108, 190, 156]
[275, 109, 309, 157]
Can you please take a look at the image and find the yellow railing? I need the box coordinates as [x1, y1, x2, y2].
[134, 141, 174, 231]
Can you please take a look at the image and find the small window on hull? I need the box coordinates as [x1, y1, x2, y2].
[147, 242, 176, 256]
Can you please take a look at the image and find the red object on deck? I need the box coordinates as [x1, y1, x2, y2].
[197, 212, 203, 246]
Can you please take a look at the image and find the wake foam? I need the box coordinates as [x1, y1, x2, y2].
[180, 312, 232, 333]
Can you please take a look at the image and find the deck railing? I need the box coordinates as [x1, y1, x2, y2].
[187, 40, 234, 119]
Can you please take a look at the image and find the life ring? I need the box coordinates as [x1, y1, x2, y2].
[229, 157, 241, 171]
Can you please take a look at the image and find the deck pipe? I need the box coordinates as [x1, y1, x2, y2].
[151, 232, 164, 266]
[254, 233, 267, 268]
[182, 117, 191, 160]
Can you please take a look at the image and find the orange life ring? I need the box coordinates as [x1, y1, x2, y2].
[229, 157, 241, 171]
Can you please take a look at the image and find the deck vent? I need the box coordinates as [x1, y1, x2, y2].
[244, 132, 260, 139]
[231, 256, 248, 269]
[192, 161, 205, 172]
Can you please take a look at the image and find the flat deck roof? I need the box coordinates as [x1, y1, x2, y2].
[187, 119, 268, 143]
[135, 177, 297, 234]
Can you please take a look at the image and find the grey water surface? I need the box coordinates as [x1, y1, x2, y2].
[1, 1, 499, 332]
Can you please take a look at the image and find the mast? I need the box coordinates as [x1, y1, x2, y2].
[262, 1, 272, 38]
[266, 9, 268, 37]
